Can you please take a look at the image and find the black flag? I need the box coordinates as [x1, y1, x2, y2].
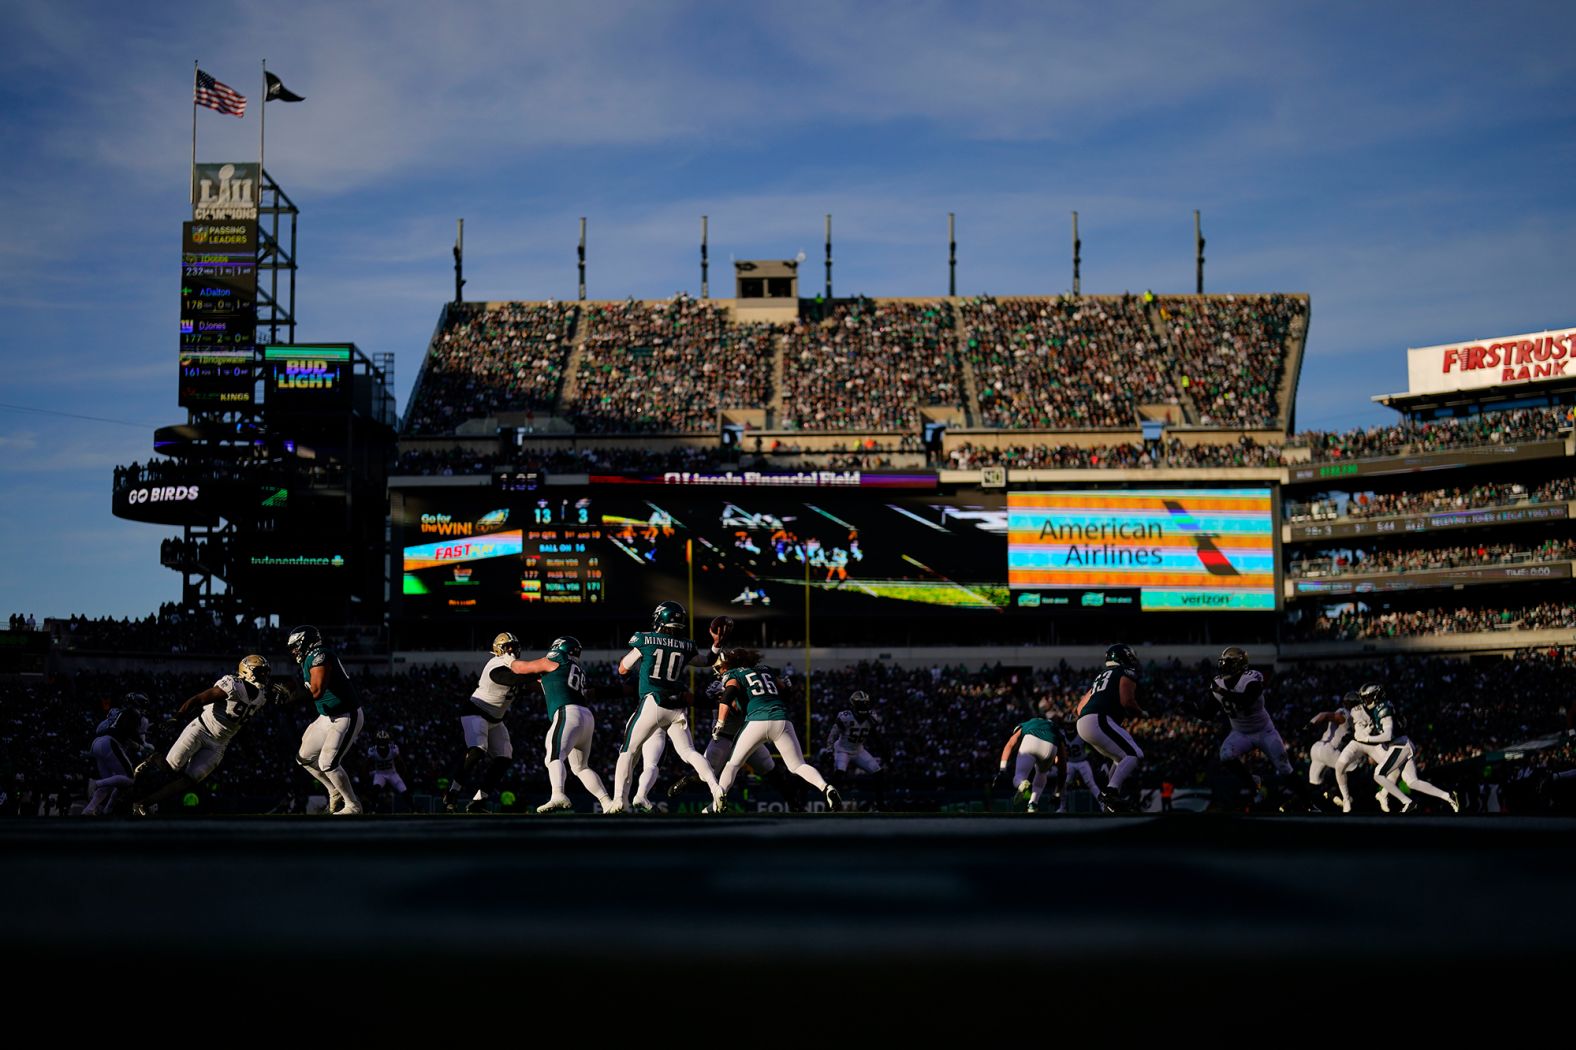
[264, 71, 304, 103]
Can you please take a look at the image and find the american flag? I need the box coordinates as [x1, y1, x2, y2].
[195, 70, 247, 117]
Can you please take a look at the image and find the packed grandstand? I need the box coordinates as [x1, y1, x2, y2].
[9, 285, 1576, 817]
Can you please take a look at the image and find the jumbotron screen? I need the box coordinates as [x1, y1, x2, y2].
[397, 487, 1008, 621]
[1007, 489, 1277, 611]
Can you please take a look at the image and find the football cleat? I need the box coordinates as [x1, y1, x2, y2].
[131, 802, 149, 817]
[327, 789, 344, 814]
[466, 799, 489, 814]
[536, 796, 573, 814]
[1375, 789, 1391, 814]
[631, 799, 654, 814]
[822, 785, 842, 812]
[334, 802, 362, 816]
[602, 800, 626, 815]
[1335, 797, 1352, 814]
[667, 773, 699, 798]
[1448, 791, 1462, 814]
[1027, 802, 1039, 814]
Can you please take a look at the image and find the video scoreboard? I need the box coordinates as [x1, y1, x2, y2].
[179, 219, 257, 408]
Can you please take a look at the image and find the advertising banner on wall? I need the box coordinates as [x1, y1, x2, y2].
[1406, 326, 1576, 396]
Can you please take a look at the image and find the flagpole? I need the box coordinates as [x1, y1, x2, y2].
[259, 59, 267, 207]
[190, 60, 198, 217]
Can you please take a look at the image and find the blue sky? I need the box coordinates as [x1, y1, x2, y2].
[2, 0, 1573, 620]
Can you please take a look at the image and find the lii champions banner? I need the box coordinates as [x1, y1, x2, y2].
[1007, 489, 1277, 611]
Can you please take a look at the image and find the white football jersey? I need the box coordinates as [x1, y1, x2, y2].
[834, 709, 880, 749]
[198, 675, 268, 742]
[369, 743, 399, 771]
[471, 654, 518, 715]
[1318, 707, 1351, 748]
[1210, 670, 1273, 734]
[1350, 702, 1394, 745]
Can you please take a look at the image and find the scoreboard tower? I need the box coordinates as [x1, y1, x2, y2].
[112, 165, 396, 627]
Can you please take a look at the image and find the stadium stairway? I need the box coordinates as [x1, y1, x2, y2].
[1147, 305, 1202, 424]
[767, 327, 787, 427]
[957, 334, 981, 428]
[555, 312, 593, 405]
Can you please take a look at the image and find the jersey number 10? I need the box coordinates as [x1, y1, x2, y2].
[648, 649, 685, 683]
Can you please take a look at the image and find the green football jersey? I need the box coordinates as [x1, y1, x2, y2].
[722, 666, 789, 722]
[540, 654, 588, 719]
[1018, 718, 1063, 746]
[628, 630, 699, 709]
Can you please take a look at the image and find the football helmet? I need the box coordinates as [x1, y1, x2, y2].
[1358, 683, 1385, 706]
[123, 691, 150, 709]
[1104, 643, 1139, 671]
[652, 600, 687, 634]
[548, 635, 582, 658]
[1217, 646, 1249, 677]
[287, 625, 322, 664]
[850, 690, 873, 713]
[491, 632, 520, 657]
[237, 654, 271, 687]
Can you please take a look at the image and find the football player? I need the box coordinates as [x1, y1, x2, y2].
[667, 675, 805, 810]
[1058, 718, 1102, 813]
[442, 632, 524, 813]
[712, 648, 838, 812]
[82, 696, 150, 816]
[1307, 693, 1357, 809]
[608, 601, 728, 813]
[1333, 683, 1397, 814]
[287, 626, 365, 816]
[993, 716, 1066, 813]
[827, 690, 885, 806]
[129, 655, 274, 815]
[367, 730, 408, 813]
[1372, 735, 1461, 814]
[1076, 644, 1147, 813]
[1208, 646, 1299, 810]
[505, 635, 614, 813]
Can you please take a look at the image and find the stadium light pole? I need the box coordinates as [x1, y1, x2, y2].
[1195, 210, 1205, 295]
[1072, 211, 1081, 297]
[453, 219, 465, 306]
[948, 212, 957, 297]
[825, 214, 833, 300]
[700, 215, 709, 299]
[578, 217, 587, 301]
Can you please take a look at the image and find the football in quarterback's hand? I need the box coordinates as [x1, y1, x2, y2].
[710, 615, 735, 642]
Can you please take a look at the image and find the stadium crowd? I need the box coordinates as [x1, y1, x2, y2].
[942, 434, 1281, 470]
[958, 295, 1178, 429]
[1157, 294, 1305, 428]
[567, 295, 775, 432]
[780, 299, 963, 430]
[5, 647, 1571, 815]
[1286, 601, 1576, 641]
[403, 302, 578, 436]
[1291, 406, 1570, 465]
[1285, 477, 1576, 523]
[1288, 537, 1576, 578]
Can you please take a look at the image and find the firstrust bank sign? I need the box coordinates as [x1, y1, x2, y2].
[1407, 325, 1575, 396]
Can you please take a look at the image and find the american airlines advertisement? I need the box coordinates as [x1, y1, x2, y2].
[1007, 489, 1278, 611]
